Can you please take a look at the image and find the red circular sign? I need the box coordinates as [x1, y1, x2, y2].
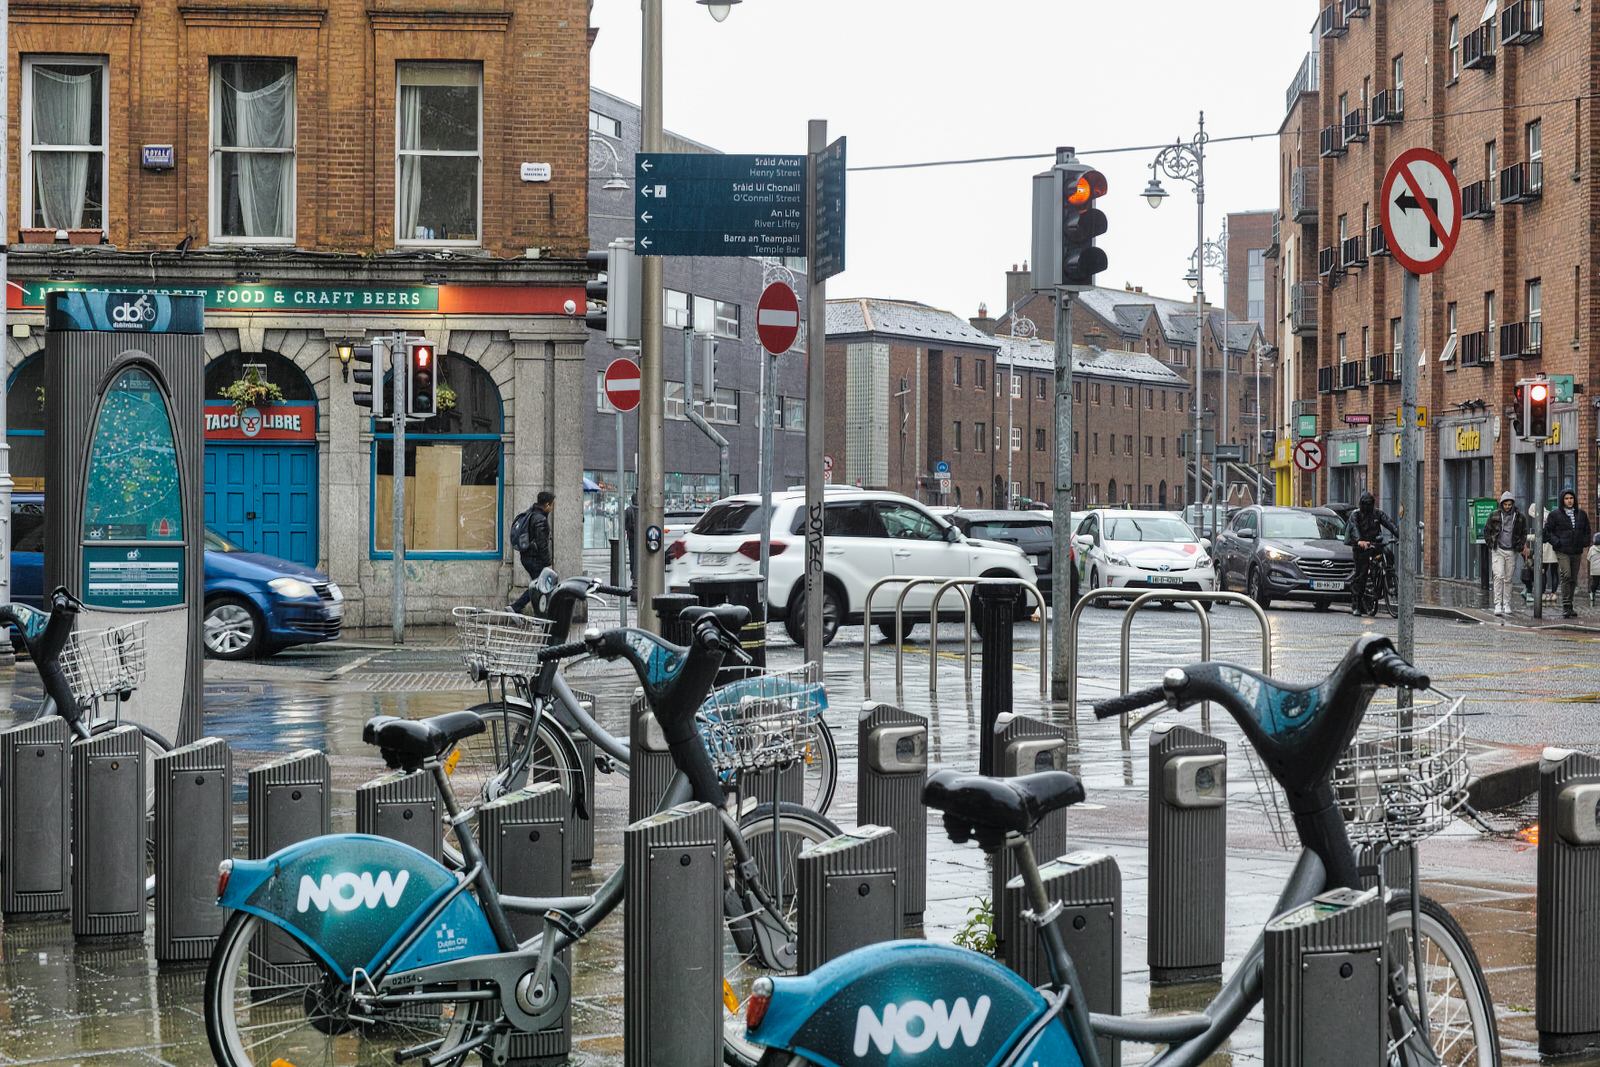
[603, 357, 640, 413]
[756, 282, 800, 354]
[1380, 148, 1462, 276]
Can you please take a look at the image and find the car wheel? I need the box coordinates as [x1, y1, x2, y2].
[1217, 566, 1230, 594]
[1247, 566, 1272, 610]
[784, 584, 841, 649]
[1089, 568, 1112, 608]
[877, 619, 916, 643]
[204, 596, 264, 659]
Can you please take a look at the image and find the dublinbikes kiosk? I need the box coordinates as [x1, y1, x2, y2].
[43, 290, 205, 746]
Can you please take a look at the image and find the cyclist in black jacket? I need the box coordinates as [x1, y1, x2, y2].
[1345, 491, 1399, 617]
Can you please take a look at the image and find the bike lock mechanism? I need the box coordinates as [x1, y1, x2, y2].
[794, 824, 903, 974]
[857, 701, 929, 925]
[990, 712, 1070, 963]
[1538, 747, 1600, 1055]
[1263, 886, 1387, 1066]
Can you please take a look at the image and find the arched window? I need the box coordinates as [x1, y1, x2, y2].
[7, 354, 48, 491]
[1107, 481, 1118, 504]
[953, 486, 961, 507]
[374, 352, 502, 557]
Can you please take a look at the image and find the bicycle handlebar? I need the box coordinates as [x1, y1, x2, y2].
[593, 583, 632, 599]
[539, 639, 592, 663]
[1091, 683, 1169, 720]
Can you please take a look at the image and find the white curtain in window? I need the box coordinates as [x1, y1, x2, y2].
[32, 67, 93, 228]
[397, 85, 423, 239]
[228, 72, 293, 237]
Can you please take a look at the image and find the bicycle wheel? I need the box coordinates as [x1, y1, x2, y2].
[797, 718, 837, 815]
[441, 701, 582, 867]
[1386, 891, 1501, 1067]
[205, 910, 488, 1067]
[722, 802, 842, 1067]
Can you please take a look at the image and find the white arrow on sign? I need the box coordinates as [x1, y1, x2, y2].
[639, 211, 652, 223]
[639, 237, 652, 250]
[640, 159, 653, 172]
[641, 186, 654, 198]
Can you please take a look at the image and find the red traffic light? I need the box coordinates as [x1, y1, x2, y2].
[1530, 382, 1548, 402]
[1066, 170, 1108, 205]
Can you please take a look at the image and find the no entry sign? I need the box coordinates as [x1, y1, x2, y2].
[1293, 439, 1324, 472]
[603, 357, 640, 412]
[1381, 148, 1461, 275]
[756, 282, 800, 354]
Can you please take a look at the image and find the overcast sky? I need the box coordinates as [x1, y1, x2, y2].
[588, 1, 1317, 321]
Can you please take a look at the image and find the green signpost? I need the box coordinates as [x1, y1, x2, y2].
[1469, 497, 1497, 543]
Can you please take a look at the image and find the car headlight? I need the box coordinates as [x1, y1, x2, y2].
[1263, 547, 1296, 561]
[1106, 554, 1130, 567]
[1194, 555, 1211, 569]
[268, 577, 317, 600]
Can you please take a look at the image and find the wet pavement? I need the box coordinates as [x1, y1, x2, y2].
[0, 599, 1592, 1065]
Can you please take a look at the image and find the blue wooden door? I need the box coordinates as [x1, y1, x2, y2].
[204, 444, 318, 567]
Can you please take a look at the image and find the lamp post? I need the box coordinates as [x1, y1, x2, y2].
[1144, 111, 1209, 512]
[1191, 228, 1228, 538]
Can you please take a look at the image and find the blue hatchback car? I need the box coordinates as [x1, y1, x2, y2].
[11, 494, 344, 659]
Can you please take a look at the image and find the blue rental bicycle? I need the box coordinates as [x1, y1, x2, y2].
[742, 635, 1498, 1067]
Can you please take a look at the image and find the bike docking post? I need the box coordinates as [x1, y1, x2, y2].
[973, 582, 1020, 776]
[356, 768, 442, 859]
[71, 723, 146, 940]
[629, 595, 698, 821]
[624, 801, 722, 1067]
[857, 701, 928, 926]
[1001, 850, 1122, 1067]
[795, 824, 902, 973]
[1536, 747, 1600, 1056]
[248, 749, 331, 980]
[1148, 722, 1227, 985]
[990, 713, 1070, 962]
[1, 717, 70, 920]
[567, 687, 600, 867]
[1262, 886, 1387, 1066]
[154, 737, 231, 965]
[481, 782, 572, 1060]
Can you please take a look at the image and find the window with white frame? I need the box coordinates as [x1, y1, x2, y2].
[782, 396, 804, 429]
[1486, 291, 1497, 357]
[23, 56, 107, 231]
[1527, 278, 1542, 346]
[212, 59, 295, 241]
[665, 289, 691, 329]
[1010, 372, 1022, 398]
[665, 380, 686, 419]
[589, 110, 621, 139]
[1010, 426, 1021, 451]
[708, 387, 739, 424]
[1528, 119, 1542, 163]
[692, 295, 740, 338]
[1449, 17, 1460, 78]
[396, 62, 481, 244]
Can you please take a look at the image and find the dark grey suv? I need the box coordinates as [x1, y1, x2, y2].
[946, 509, 1070, 605]
[1214, 506, 1352, 609]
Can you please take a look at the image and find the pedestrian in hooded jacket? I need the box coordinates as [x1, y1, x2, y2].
[1543, 489, 1592, 618]
[1482, 490, 1528, 618]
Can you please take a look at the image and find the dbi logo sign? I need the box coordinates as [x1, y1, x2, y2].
[109, 294, 157, 331]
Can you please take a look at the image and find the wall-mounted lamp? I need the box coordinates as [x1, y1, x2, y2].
[335, 341, 355, 382]
[237, 269, 262, 283]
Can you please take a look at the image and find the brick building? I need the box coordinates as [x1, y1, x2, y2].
[1277, 0, 1591, 580]
[4, 0, 596, 626]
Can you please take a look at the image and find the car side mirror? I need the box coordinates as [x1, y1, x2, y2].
[1201, 537, 1213, 552]
[945, 525, 962, 544]
[1238, 529, 1256, 540]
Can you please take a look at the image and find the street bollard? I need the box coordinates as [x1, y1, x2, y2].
[568, 687, 600, 867]
[1537, 747, 1600, 1056]
[71, 724, 146, 939]
[991, 712, 1070, 961]
[1148, 722, 1226, 985]
[857, 701, 928, 925]
[1, 717, 70, 920]
[481, 782, 571, 1061]
[629, 686, 676, 822]
[1002, 851, 1122, 1067]
[689, 576, 766, 680]
[248, 749, 331, 978]
[796, 824, 901, 974]
[1263, 887, 1386, 1067]
[356, 768, 442, 859]
[972, 582, 1020, 776]
[155, 737, 231, 965]
[653, 592, 700, 645]
[624, 801, 722, 1067]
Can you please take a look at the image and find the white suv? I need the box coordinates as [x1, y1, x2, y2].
[666, 487, 1034, 646]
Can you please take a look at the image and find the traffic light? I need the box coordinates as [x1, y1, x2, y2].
[408, 340, 436, 418]
[1511, 382, 1526, 437]
[1059, 164, 1109, 287]
[585, 249, 609, 332]
[1524, 376, 1550, 439]
[585, 239, 640, 347]
[348, 339, 387, 417]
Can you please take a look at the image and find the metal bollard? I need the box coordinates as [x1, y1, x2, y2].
[972, 582, 1019, 775]
[629, 686, 676, 821]
[1263, 887, 1386, 1067]
[991, 713, 1070, 961]
[653, 592, 700, 645]
[155, 737, 232, 965]
[1537, 747, 1600, 1055]
[1148, 722, 1226, 985]
[248, 749, 331, 978]
[1, 717, 70, 920]
[857, 701, 928, 925]
[624, 801, 722, 1067]
[689, 575, 766, 680]
[568, 687, 601, 868]
[71, 724, 147, 939]
[1002, 851, 1122, 1067]
[480, 782, 571, 1060]
[356, 768, 442, 859]
[796, 824, 901, 974]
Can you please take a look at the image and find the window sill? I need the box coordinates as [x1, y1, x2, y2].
[391, 242, 486, 253]
[207, 238, 297, 248]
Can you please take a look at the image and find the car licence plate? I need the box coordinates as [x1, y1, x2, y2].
[328, 602, 344, 620]
[1148, 575, 1182, 585]
[1311, 580, 1345, 591]
[698, 553, 729, 567]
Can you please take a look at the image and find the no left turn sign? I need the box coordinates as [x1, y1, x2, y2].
[1293, 439, 1324, 472]
[1381, 148, 1462, 276]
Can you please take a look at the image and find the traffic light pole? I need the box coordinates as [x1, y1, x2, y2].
[392, 332, 408, 645]
[1533, 439, 1546, 619]
[1397, 270, 1419, 705]
[1050, 288, 1076, 701]
[635, 0, 665, 635]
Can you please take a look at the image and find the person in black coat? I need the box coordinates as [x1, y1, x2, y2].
[1543, 489, 1593, 618]
[510, 491, 555, 613]
[1344, 491, 1399, 617]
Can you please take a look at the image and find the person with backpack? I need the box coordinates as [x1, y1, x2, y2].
[510, 491, 555, 612]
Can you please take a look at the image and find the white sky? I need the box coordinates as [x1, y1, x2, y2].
[588, 0, 1316, 320]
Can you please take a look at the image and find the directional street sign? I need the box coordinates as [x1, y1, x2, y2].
[603, 357, 641, 413]
[813, 136, 847, 281]
[756, 282, 800, 354]
[1293, 439, 1324, 472]
[1380, 148, 1461, 276]
[635, 153, 807, 257]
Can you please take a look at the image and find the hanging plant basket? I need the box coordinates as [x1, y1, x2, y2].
[219, 365, 284, 413]
[436, 383, 457, 411]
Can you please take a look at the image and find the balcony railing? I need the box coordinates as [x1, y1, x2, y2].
[1368, 223, 1389, 257]
[1463, 22, 1496, 71]
[1320, 126, 1348, 158]
[1500, 319, 1542, 359]
[1369, 352, 1399, 383]
[1292, 166, 1319, 222]
[1459, 330, 1487, 367]
[1266, 210, 1281, 258]
[1340, 360, 1367, 390]
[1319, 246, 1343, 277]
[1285, 52, 1320, 113]
[1343, 0, 1371, 17]
[1502, 0, 1543, 45]
[1370, 88, 1404, 126]
[1342, 234, 1367, 270]
[1499, 161, 1543, 204]
[1320, 3, 1348, 38]
[1343, 109, 1368, 144]
[1291, 282, 1319, 336]
[1462, 179, 1495, 219]
[1318, 366, 1335, 394]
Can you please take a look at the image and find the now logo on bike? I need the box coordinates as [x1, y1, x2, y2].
[853, 995, 991, 1056]
[296, 870, 411, 913]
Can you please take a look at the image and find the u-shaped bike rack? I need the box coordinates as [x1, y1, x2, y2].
[862, 575, 1048, 701]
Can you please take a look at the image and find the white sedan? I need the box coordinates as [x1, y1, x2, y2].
[1072, 509, 1215, 601]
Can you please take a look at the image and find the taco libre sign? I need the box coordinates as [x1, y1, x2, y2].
[205, 402, 316, 441]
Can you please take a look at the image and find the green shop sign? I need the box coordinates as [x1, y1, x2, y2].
[1470, 497, 1498, 543]
[1336, 440, 1362, 465]
[21, 280, 438, 312]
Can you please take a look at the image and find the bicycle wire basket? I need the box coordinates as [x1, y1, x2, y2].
[1242, 691, 1470, 849]
[60, 619, 148, 706]
[453, 607, 554, 680]
[696, 662, 826, 776]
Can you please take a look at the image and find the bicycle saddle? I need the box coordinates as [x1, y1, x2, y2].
[924, 768, 1085, 853]
[679, 603, 750, 635]
[364, 711, 485, 769]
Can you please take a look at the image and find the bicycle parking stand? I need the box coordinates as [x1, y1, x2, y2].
[1001, 851, 1121, 1067]
[1, 717, 70, 920]
[1536, 747, 1600, 1056]
[356, 768, 442, 860]
[567, 687, 601, 867]
[248, 749, 331, 981]
[795, 824, 901, 974]
[627, 686, 676, 822]
[154, 737, 231, 965]
[990, 713, 1069, 962]
[624, 801, 722, 1067]
[1263, 886, 1386, 1067]
[71, 724, 146, 940]
[857, 701, 928, 925]
[481, 782, 572, 1061]
[1148, 723, 1226, 985]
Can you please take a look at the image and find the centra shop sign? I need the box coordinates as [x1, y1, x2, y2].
[1455, 425, 1484, 452]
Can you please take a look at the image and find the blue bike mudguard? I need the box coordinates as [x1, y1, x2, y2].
[8, 603, 49, 643]
[747, 941, 1083, 1067]
[218, 834, 497, 982]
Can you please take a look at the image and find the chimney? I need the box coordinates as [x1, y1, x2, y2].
[1135, 287, 1143, 294]
[1086, 329, 1109, 349]
[970, 301, 996, 336]
[1005, 261, 1032, 317]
